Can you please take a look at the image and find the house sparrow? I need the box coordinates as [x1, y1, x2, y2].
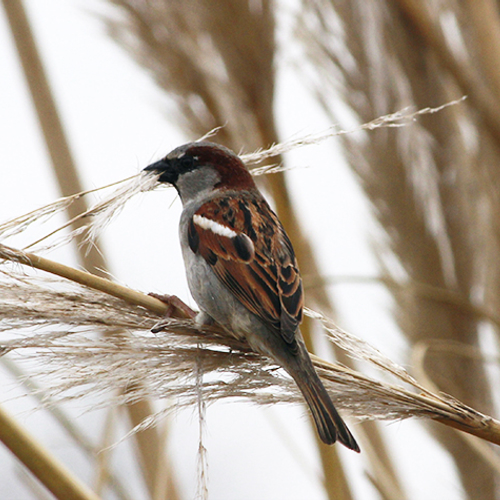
[144, 141, 359, 451]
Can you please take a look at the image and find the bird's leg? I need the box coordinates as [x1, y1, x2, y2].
[148, 293, 197, 319]
[195, 310, 215, 327]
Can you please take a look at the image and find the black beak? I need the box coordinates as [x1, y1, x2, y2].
[143, 159, 177, 185]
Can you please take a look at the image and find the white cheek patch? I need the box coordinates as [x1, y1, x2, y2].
[193, 214, 238, 238]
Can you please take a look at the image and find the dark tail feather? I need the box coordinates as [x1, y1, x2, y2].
[289, 355, 360, 451]
[299, 374, 360, 451]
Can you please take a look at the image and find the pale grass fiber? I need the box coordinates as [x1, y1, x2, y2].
[0, 268, 487, 427]
[0, 98, 465, 255]
[1, 108, 498, 445]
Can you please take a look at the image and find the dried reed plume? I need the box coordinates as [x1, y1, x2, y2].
[298, 0, 500, 497]
[0, 104, 462, 258]
[1, 247, 499, 446]
[1, 130, 499, 447]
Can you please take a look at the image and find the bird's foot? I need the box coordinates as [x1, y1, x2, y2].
[148, 293, 197, 319]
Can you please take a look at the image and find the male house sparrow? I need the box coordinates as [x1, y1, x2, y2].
[144, 141, 359, 451]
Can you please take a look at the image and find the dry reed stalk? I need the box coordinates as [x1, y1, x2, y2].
[1, 358, 132, 500]
[298, 0, 500, 498]
[393, 0, 500, 345]
[2, 1, 175, 497]
[103, 1, 353, 497]
[391, 0, 500, 143]
[457, 0, 500, 416]
[2, 0, 107, 277]
[310, 274, 500, 329]
[0, 405, 101, 500]
[463, 0, 500, 103]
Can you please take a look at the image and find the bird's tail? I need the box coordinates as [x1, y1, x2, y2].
[287, 349, 360, 451]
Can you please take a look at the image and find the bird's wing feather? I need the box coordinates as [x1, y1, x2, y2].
[189, 194, 303, 346]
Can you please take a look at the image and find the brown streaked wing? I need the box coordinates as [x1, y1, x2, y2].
[191, 194, 304, 345]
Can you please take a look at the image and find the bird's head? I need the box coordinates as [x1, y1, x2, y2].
[144, 142, 256, 202]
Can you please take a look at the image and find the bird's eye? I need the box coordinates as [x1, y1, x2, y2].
[178, 155, 196, 171]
